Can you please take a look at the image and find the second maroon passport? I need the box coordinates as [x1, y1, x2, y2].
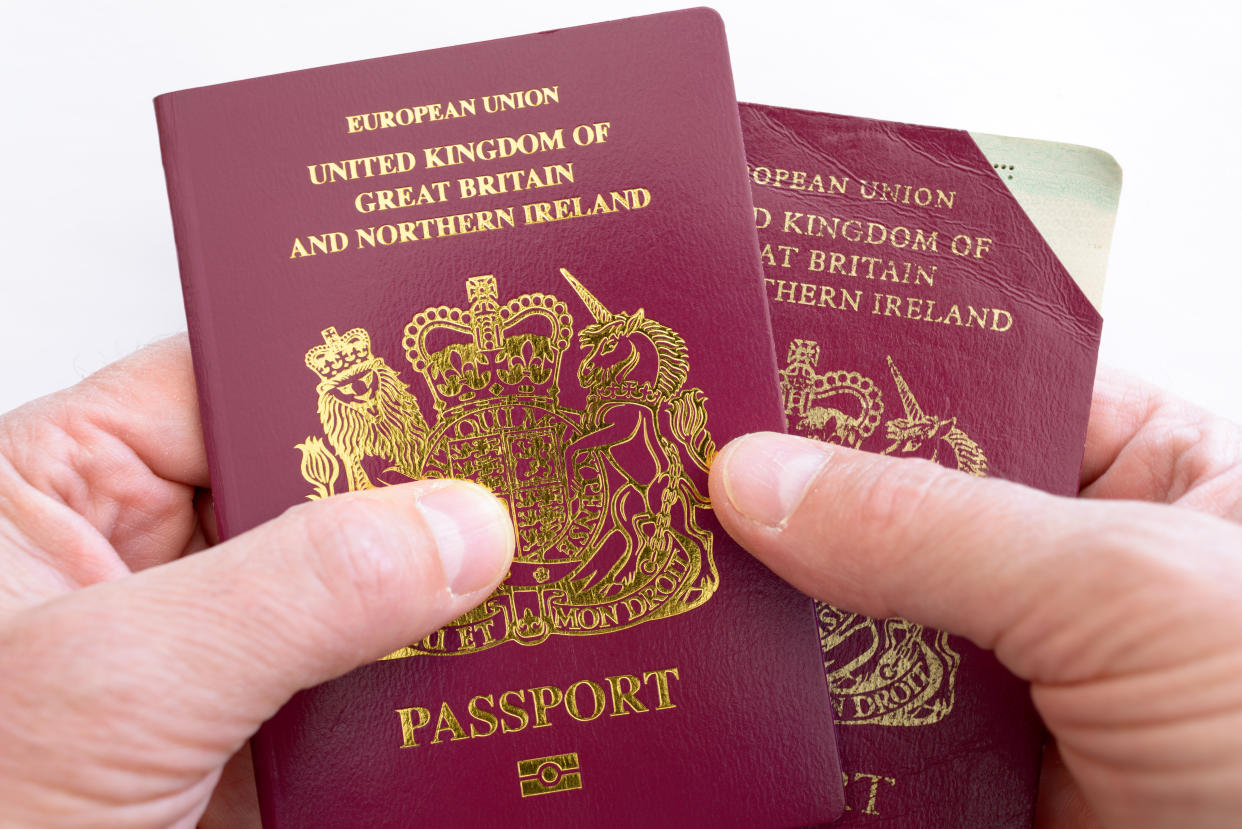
[156, 10, 843, 828]
[742, 102, 1117, 827]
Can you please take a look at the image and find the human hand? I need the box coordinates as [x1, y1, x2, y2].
[0, 337, 515, 828]
[710, 368, 1242, 828]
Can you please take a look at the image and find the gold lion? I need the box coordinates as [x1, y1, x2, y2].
[305, 327, 428, 491]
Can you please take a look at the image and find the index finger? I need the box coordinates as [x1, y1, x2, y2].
[1081, 366, 1242, 521]
[0, 334, 209, 573]
[1080, 365, 1162, 491]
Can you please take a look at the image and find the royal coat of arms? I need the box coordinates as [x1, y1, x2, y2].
[779, 338, 987, 727]
[296, 270, 717, 657]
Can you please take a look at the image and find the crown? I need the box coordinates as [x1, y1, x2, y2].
[780, 339, 831, 404]
[786, 339, 821, 369]
[305, 327, 373, 381]
[403, 275, 574, 412]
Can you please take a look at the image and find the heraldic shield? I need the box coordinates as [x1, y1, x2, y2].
[296, 270, 718, 657]
[778, 339, 987, 727]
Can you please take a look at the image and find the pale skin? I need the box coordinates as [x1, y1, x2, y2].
[0, 337, 1239, 826]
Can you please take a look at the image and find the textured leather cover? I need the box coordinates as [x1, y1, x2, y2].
[741, 102, 1108, 827]
[155, 11, 844, 827]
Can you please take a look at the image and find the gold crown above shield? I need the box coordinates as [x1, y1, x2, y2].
[305, 327, 373, 380]
[402, 275, 575, 412]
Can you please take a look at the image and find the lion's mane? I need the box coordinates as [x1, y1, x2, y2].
[318, 359, 427, 480]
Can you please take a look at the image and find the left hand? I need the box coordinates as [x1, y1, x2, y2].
[0, 336, 514, 827]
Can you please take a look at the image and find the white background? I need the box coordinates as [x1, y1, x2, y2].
[2, 0, 1240, 422]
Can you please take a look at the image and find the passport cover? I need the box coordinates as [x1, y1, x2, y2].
[740, 102, 1120, 827]
[155, 11, 845, 827]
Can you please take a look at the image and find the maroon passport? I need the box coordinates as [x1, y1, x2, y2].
[155, 11, 844, 827]
[741, 103, 1119, 827]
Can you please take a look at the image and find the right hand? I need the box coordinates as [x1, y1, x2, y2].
[709, 368, 1242, 828]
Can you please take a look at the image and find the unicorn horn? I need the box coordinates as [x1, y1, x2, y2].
[560, 268, 614, 322]
[886, 355, 926, 421]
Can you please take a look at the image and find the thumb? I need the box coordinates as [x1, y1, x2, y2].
[2, 480, 514, 773]
[708, 431, 1240, 683]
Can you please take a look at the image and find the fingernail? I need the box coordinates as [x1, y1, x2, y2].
[720, 432, 831, 528]
[416, 482, 515, 596]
